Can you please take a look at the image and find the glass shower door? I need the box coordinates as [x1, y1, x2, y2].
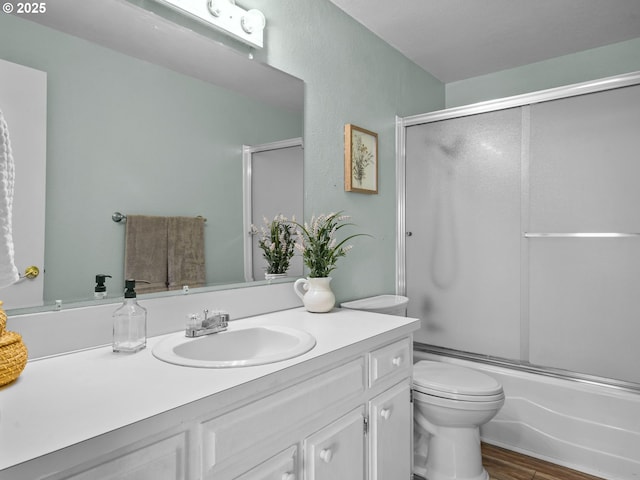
[405, 108, 523, 359]
[527, 85, 640, 384]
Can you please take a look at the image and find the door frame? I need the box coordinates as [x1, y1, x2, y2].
[242, 137, 303, 282]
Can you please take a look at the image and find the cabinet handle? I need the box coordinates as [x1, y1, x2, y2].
[281, 473, 295, 480]
[320, 447, 333, 463]
[392, 356, 403, 367]
[380, 408, 392, 420]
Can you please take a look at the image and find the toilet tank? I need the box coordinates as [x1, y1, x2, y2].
[340, 295, 409, 316]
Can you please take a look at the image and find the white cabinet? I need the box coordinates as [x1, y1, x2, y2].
[304, 408, 365, 480]
[200, 358, 365, 479]
[6, 334, 414, 480]
[200, 338, 413, 480]
[369, 381, 412, 480]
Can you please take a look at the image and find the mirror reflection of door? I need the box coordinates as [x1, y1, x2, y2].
[243, 139, 303, 281]
[0, 58, 46, 309]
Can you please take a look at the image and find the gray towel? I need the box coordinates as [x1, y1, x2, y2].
[124, 215, 206, 294]
[124, 215, 169, 294]
[167, 216, 206, 291]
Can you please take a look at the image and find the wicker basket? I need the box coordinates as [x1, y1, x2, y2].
[0, 299, 5, 335]
[0, 301, 28, 387]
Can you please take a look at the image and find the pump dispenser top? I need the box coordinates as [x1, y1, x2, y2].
[124, 278, 137, 298]
[113, 279, 147, 353]
[94, 274, 112, 299]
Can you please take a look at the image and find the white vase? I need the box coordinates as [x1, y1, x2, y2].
[265, 272, 287, 281]
[293, 277, 336, 313]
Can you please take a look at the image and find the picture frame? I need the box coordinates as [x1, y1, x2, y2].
[344, 123, 378, 194]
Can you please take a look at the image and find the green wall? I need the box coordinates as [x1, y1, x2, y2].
[446, 38, 640, 107]
[247, 0, 445, 301]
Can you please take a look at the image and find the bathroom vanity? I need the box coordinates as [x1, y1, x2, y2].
[0, 307, 419, 479]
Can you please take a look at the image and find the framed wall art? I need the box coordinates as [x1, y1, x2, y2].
[344, 123, 378, 194]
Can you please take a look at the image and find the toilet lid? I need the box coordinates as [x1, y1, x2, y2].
[413, 361, 503, 400]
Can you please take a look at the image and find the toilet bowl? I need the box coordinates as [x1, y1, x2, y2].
[413, 361, 505, 480]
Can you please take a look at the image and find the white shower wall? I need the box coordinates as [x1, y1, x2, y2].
[402, 73, 640, 386]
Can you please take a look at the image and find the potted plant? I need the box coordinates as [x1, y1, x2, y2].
[292, 212, 365, 312]
[252, 214, 296, 279]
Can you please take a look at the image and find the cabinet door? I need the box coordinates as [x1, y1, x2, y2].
[304, 408, 365, 480]
[369, 381, 412, 480]
[234, 445, 297, 480]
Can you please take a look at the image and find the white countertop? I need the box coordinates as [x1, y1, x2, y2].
[0, 307, 419, 471]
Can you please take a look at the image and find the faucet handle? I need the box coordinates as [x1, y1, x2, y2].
[187, 313, 202, 328]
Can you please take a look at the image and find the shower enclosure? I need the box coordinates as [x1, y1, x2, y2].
[397, 72, 640, 389]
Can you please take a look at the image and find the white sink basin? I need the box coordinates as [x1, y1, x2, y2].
[152, 325, 316, 368]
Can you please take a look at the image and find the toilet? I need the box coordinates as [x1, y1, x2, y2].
[340, 295, 504, 480]
[340, 294, 409, 316]
[413, 361, 504, 480]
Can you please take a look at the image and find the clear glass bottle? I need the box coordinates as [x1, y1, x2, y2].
[113, 279, 147, 353]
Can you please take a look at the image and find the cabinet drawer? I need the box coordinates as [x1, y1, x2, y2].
[368, 337, 411, 387]
[201, 358, 364, 475]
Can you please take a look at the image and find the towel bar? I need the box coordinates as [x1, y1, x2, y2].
[524, 232, 640, 238]
[112, 212, 207, 223]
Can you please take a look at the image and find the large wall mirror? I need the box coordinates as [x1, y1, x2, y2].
[0, 0, 304, 313]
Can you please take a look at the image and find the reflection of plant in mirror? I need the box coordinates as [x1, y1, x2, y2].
[294, 212, 366, 278]
[352, 134, 374, 186]
[252, 215, 297, 275]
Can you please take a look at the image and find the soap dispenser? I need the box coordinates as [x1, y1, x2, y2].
[94, 274, 112, 299]
[113, 279, 147, 353]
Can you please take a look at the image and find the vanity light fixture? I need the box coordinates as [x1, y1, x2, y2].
[152, 0, 266, 49]
[240, 9, 266, 34]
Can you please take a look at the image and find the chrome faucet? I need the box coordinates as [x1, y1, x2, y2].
[185, 309, 229, 337]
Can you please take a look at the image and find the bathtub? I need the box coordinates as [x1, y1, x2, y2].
[414, 350, 640, 480]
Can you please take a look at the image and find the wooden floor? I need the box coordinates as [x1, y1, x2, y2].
[482, 443, 604, 480]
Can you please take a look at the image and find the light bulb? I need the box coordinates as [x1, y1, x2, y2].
[207, 0, 234, 17]
[241, 9, 266, 34]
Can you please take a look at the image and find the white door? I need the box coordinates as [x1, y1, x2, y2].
[304, 408, 365, 480]
[0, 58, 47, 309]
[243, 139, 303, 281]
[369, 381, 412, 480]
[404, 108, 522, 359]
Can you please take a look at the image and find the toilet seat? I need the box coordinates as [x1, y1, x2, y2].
[413, 361, 504, 402]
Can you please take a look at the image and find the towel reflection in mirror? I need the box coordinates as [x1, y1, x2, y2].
[0, 109, 19, 289]
[124, 215, 206, 294]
